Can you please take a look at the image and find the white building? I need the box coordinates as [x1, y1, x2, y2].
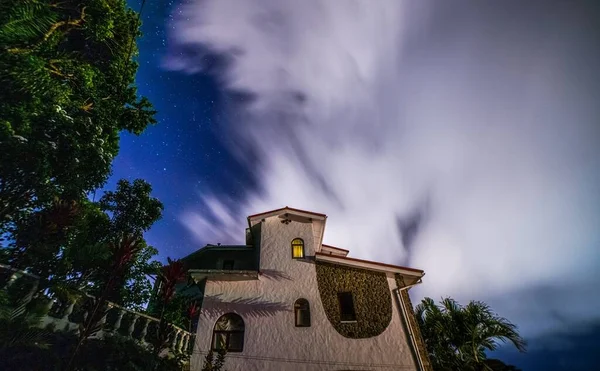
[185, 207, 432, 371]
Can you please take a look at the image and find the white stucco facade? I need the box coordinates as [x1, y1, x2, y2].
[189, 209, 424, 371]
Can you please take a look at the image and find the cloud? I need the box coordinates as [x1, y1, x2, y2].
[167, 0, 600, 338]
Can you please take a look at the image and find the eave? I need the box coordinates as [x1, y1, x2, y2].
[315, 252, 425, 281]
[247, 206, 327, 224]
[189, 269, 259, 282]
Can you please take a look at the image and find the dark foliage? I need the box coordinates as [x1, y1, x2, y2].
[416, 297, 526, 371]
[0, 331, 183, 371]
[201, 349, 227, 371]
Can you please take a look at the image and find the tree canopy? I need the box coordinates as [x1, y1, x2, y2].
[5, 179, 163, 310]
[99, 179, 164, 237]
[0, 0, 156, 231]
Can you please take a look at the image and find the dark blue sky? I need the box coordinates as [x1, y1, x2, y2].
[110, 0, 253, 260]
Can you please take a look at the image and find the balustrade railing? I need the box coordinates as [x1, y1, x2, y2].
[0, 264, 195, 356]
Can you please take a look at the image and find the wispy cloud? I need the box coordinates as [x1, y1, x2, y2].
[167, 0, 600, 339]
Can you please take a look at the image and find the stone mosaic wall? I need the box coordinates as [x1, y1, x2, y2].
[316, 261, 392, 339]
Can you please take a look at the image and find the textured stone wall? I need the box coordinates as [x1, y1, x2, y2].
[315, 261, 392, 339]
[395, 274, 434, 371]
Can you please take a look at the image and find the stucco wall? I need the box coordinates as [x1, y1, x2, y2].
[190, 217, 418, 371]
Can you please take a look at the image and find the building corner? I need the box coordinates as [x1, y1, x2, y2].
[395, 274, 434, 371]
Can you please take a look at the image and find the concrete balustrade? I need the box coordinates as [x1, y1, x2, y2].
[0, 264, 195, 356]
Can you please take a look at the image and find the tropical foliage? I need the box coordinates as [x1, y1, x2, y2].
[0, 0, 191, 369]
[92, 178, 163, 308]
[0, 0, 161, 311]
[201, 349, 227, 371]
[3, 179, 163, 310]
[0, 0, 156, 231]
[63, 234, 146, 370]
[0, 289, 51, 350]
[152, 258, 190, 356]
[415, 297, 526, 371]
[0, 330, 185, 371]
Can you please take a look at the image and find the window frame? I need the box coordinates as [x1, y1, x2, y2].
[337, 292, 357, 322]
[212, 330, 245, 352]
[211, 313, 245, 352]
[294, 298, 311, 327]
[291, 238, 305, 259]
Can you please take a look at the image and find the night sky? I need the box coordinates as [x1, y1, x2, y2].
[111, 0, 253, 259]
[115, 1, 600, 370]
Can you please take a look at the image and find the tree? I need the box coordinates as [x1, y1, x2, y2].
[415, 297, 526, 371]
[118, 242, 162, 310]
[99, 179, 164, 237]
[3, 179, 163, 310]
[65, 234, 144, 371]
[6, 198, 80, 287]
[0, 0, 156, 231]
[97, 178, 164, 306]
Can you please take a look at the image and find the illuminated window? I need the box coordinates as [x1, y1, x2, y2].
[294, 298, 311, 327]
[338, 292, 357, 322]
[291, 238, 304, 259]
[212, 313, 245, 352]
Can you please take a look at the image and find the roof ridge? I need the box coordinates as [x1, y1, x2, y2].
[248, 206, 327, 219]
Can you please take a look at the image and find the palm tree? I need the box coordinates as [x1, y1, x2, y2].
[415, 297, 526, 371]
[0, 290, 50, 350]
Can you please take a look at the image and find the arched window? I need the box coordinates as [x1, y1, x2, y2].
[212, 313, 245, 352]
[291, 238, 304, 259]
[294, 298, 311, 327]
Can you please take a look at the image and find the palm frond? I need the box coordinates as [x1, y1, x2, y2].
[416, 296, 527, 371]
[0, 1, 57, 44]
[0, 291, 52, 348]
[7, 301, 27, 321]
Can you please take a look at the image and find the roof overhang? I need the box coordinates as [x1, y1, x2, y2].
[247, 206, 327, 226]
[321, 244, 349, 257]
[181, 244, 253, 262]
[315, 252, 425, 283]
[189, 269, 259, 282]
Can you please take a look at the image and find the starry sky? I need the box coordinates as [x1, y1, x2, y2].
[115, 1, 600, 370]
[110, 0, 256, 258]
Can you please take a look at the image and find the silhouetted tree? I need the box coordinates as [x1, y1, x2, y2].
[415, 297, 526, 371]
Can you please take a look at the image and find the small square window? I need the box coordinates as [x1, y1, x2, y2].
[338, 292, 357, 322]
[223, 260, 234, 270]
